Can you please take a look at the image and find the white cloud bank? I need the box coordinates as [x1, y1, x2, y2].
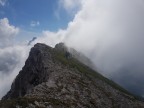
[0, 18, 19, 47]
[0, 18, 30, 99]
[0, 45, 30, 98]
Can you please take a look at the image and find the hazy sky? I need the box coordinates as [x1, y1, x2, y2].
[0, 0, 144, 98]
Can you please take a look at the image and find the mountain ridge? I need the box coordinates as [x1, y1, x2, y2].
[1, 43, 144, 108]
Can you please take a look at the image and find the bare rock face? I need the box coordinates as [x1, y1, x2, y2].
[1, 43, 144, 108]
[2, 43, 53, 99]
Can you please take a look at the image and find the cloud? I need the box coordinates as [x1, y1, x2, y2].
[35, 0, 144, 96]
[0, 18, 19, 47]
[30, 21, 40, 27]
[0, 45, 30, 99]
[54, 0, 82, 19]
[0, 0, 7, 6]
[0, 43, 31, 99]
[0, 18, 30, 99]
[34, 30, 66, 47]
[59, 0, 82, 12]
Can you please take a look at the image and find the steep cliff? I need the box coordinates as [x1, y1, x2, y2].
[0, 43, 144, 108]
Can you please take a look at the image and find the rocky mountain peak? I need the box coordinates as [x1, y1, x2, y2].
[55, 42, 66, 51]
[2, 43, 53, 100]
[1, 43, 144, 108]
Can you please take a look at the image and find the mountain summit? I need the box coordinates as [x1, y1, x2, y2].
[0, 43, 144, 108]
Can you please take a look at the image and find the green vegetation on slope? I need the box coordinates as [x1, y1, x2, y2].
[53, 49, 134, 97]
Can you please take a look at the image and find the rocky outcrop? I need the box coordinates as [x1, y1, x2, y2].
[1, 43, 144, 108]
[2, 43, 53, 99]
[55, 42, 95, 69]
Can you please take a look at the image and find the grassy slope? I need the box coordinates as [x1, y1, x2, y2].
[53, 50, 133, 96]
